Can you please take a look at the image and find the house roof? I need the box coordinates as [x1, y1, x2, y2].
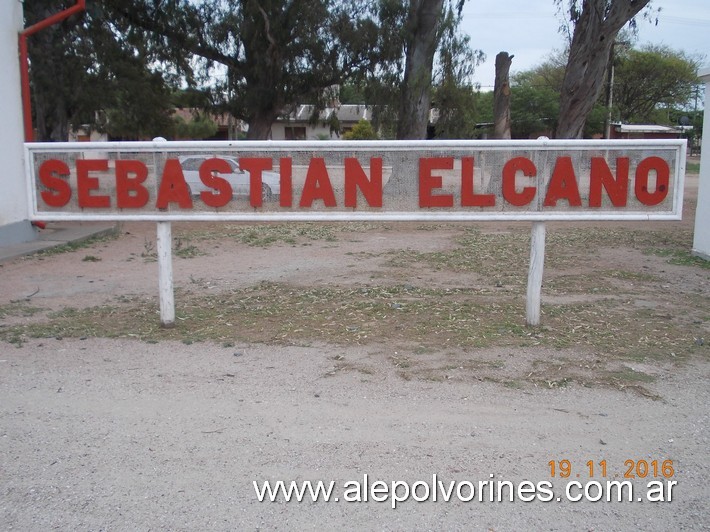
[612, 124, 689, 134]
[278, 104, 371, 123]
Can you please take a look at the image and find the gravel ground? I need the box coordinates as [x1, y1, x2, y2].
[1, 338, 708, 530]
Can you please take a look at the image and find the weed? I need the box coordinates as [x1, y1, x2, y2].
[174, 237, 205, 259]
[141, 239, 157, 262]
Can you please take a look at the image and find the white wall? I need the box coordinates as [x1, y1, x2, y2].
[270, 123, 337, 141]
[692, 67, 710, 260]
[0, 0, 34, 245]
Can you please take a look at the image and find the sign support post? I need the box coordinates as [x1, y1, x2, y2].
[526, 221, 546, 326]
[157, 221, 175, 328]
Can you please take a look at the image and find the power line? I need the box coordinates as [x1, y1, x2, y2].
[659, 15, 710, 27]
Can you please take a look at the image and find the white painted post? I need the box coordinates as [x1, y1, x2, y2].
[526, 221, 546, 326]
[151, 136, 174, 327]
[157, 221, 175, 328]
[692, 67, 710, 260]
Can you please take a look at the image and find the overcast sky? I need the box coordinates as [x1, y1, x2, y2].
[460, 0, 710, 90]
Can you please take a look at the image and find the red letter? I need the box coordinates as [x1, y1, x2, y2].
[199, 158, 233, 208]
[419, 157, 454, 208]
[116, 160, 149, 209]
[156, 159, 193, 209]
[589, 157, 629, 207]
[344, 158, 382, 208]
[39, 159, 71, 207]
[280, 158, 293, 207]
[502, 157, 536, 207]
[461, 157, 495, 207]
[300, 158, 336, 208]
[635, 157, 670, 206]
[77, 159, 111, 208]
[240, 157, 272, 208]
[544, 157, 582, 207]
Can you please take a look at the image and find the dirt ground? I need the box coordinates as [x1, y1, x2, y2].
[0, 172, 708, 530]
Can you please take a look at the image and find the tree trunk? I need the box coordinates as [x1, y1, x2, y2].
[493, 52, 514, 140]
[556, 0, 650, 139]
[246, 108, 280, 140]
[396, 0, 445, 140]
[50, 105, 69, 142]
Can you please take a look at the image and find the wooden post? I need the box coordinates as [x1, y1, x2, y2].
[157, 221, 175, 328]
[526, 221, 546, 326]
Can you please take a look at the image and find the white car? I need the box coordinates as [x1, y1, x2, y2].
[179, 155, 280, 202]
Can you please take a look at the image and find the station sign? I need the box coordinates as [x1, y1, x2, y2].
[26, 139, 686, 221]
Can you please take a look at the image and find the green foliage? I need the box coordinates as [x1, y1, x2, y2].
[343, 119, 378, 140]
[171, 88, 214, 110]
[359, 0, 482, 140]
[173, 113, 218, 140]
[508, 43, 698, 138]
[25, 1, 177, 141]
[473, 90, 494, 125]
[106, 0, 381, 138]
[103, 66, 176, 140]
[509, 84, 560, 139]
[431, 82, 479, 139]
[339, 84, 367, 104]
[612, 45, 701, 124]
[429, 2, 484, 139]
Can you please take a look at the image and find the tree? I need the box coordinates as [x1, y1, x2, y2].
[25, 1, 176, 141]
[357, 0, 478, 140]
[430, 80, 479, 139]
[510, 53, 606, 138]
[612, 45, 700, 123]
[105, 0, 379, 139]
[555, 0, 652, 138]
[429, 3, 483, 139]
[397, 0, 446, 139]
[509, 82, 560, 138]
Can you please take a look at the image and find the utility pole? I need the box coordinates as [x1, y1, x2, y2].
[604, 41, 629, 139]
[604, 43, 617, 139]
[604, 44, 615, 139]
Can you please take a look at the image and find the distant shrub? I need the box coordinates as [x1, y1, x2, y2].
[343, 119, 378, 140]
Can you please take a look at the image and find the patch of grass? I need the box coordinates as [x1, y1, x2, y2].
[0, 301, 45, 319]
[2, 281, 704, 362]
[178, 222, 385, 248]
[383, 228, 706, 297]
[173, 237, 205, 259]
[36, 231, 118, 257]
[385, 229, 529, 288]
[686, 161, 700, 174]
[603, 366, 656, 384]
[82, 255, 101, 262]
[646, 248, 710, 269]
